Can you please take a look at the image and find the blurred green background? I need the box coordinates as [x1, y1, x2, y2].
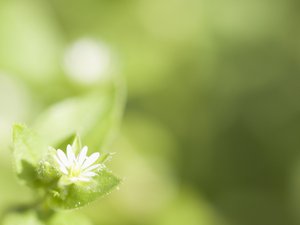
[0, 0, 299, 225]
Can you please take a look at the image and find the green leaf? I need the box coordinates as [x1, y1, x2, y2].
[17, 160, 40, 187]
[47, 170, 121, 210]
[12, 124, 47, 185]
[33, 84, 125, 152]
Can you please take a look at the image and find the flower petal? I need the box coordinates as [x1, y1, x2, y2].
[81, 152, 100, 170]
[57, 149, 70, 167]
[77, 146, 88, 166]
[60, 166, 68, 175]
[67, 144, 75, 165]
[54, 155, 69, 175]
[82, 171, 97, 177]
[83, 163, 101, 172]
[69, 177, 89, 182]
[77, 177, 90, 182]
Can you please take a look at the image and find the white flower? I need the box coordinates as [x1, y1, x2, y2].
[54, 144, 102, 182]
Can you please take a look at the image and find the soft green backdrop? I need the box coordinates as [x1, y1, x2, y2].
[0, 0, 299, 225]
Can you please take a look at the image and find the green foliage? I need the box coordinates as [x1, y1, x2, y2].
[12, 126, 121, 211]
[8, 67, 124, 225]
[12, 124, 47, 186]
[48, 169, 120, 210]
[1, 0, 298, 224]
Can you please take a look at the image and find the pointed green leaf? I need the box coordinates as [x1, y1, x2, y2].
[12, 124, 47, 185]
[47, 170, 121, 210]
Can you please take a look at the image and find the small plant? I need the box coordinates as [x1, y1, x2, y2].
[1, 80, 125, 224]
[3, 124, 120, 224]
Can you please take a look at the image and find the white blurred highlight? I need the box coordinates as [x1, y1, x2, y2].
[64, 38, 112, 84]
